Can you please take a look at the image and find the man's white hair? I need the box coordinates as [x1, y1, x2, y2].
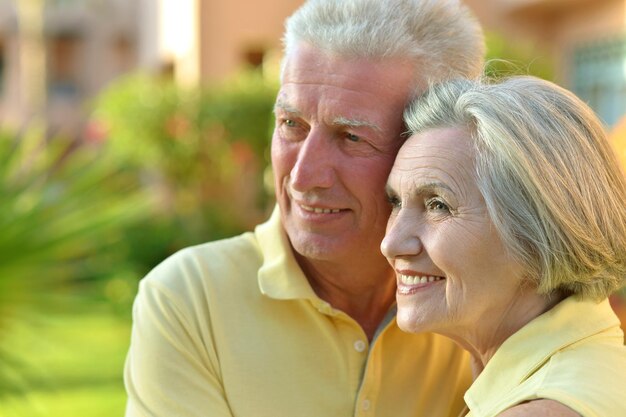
[282, 0, 485, 86]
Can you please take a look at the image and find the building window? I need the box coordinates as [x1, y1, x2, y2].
[243, 47, 265, 70]
[112, 35, 135, 75]
[572, 37, 626, 127]
[47, 31, 82, 99]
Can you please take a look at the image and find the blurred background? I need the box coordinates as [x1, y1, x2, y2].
[0, 0, 625, 415]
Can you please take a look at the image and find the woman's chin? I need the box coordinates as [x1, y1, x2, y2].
[396, 311, 435, 334]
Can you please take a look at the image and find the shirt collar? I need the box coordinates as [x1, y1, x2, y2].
[255, 205, 319, 301]
[464, 296, 622, 415]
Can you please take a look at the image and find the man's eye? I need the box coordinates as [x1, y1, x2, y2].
[277, 118, 307, 142]
[346, 133, 360, 142]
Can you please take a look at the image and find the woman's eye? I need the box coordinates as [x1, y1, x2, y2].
[386, 194, 401, 209]
[426, 198, 449, 212]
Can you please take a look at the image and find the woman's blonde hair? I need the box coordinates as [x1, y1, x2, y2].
[404, 76, 626, 301]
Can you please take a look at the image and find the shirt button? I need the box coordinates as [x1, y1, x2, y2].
[354, 340, 367, 352]
[362, 399, 371, 410]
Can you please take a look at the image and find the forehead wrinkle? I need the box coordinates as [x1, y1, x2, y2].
[389, 164, 455, 195]
[391, 162, 465, 205]
[397, 143, 476, 192]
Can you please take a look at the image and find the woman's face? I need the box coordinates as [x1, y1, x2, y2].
[381, 127, 526, 336]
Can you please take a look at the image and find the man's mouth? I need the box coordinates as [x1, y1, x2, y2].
[299, 204, 342, 214]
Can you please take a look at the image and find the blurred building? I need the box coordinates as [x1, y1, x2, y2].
[1, 0, 626, 139]
[465, 0, 626, 126]
[0, 0, 303, 139]
[0, 0, 141, 136]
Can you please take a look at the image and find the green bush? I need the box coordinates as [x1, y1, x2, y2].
[92, 70, 278, 256]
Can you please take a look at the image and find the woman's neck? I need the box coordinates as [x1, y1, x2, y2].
[444, 290, 566, 378]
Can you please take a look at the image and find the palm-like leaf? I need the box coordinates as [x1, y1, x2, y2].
[0, 126, 151, 400]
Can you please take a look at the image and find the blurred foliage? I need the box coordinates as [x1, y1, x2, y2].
[485, 31, 555, 80]
[91, 70, 278, 268]
[0, 126, 150, 312]
[0, 124, 151, 400]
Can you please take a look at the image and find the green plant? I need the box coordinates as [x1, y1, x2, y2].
[92, 70, 278, 248]
[0, 124, 152, 397]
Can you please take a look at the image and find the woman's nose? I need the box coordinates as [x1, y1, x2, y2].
[381, 212, 424, 259]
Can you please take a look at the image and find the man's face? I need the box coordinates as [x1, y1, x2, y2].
[271, 42, 415, 263]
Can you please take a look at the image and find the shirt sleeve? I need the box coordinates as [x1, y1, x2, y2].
[124, 278, 233, 417]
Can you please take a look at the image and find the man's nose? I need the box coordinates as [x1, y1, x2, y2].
[290, 130, 335, 192]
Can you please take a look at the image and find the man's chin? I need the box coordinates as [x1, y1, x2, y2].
[289, 235, 344, 261]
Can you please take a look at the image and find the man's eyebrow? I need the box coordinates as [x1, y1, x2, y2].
[274, 99, 300, 115]
[273, 100, 382, 133]
[333, 116, 382, 133]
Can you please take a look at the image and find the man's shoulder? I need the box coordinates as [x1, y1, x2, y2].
[179, 230, 261, 264]
[141, 230, 265, 298]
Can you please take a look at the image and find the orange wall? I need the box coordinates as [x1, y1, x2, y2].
[199, 0, 303, 83]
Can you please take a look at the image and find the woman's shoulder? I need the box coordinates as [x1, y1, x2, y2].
[531, 331, 626, 417]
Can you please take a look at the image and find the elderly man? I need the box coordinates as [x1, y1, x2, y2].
[124, 1, 485, 416]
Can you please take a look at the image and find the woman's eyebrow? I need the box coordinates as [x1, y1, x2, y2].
[386, 181, 455, 196]
[414, 182, 455, 194]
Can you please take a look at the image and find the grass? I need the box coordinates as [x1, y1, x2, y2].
[0, 304, 131, 417]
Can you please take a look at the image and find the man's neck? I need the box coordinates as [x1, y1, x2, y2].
[295, 252, 397, 341]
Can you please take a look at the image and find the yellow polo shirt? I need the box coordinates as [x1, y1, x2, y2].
[125, 207, 472, 417]
[464, 296, 626, 417]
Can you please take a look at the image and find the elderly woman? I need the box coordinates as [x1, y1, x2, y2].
[381, 76, 626, 417]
